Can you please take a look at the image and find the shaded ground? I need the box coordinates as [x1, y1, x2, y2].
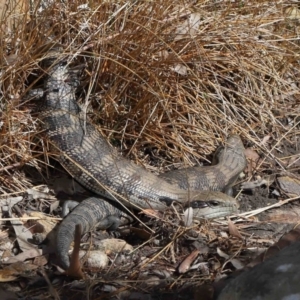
[1, 136, 299, 299]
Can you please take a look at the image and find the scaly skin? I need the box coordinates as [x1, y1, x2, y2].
[56, 197, 133, 270]
[56, 191, 238, 269]
[36, 56, 246, 269]
[40, 62, 245, 212]
[160, 135, 246, 192]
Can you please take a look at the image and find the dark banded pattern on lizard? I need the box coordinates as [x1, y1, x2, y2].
[160, 134, 246, 193]
[36, 55, 246, 269]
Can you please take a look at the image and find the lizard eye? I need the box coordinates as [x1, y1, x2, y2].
[207, 200, 220, 207]
[190, 201, 208, 209]
[190, 200, 220, 209]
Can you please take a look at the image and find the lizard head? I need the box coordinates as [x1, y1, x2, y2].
[186, 191, 239, 220]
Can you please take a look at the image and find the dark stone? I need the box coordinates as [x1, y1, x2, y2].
[217, 241, 300, 300]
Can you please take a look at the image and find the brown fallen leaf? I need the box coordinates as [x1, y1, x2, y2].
[11, 217, 35, 252]
[27, 211, 59, 245]
[230, 258, 245, 270]
[2, 248, 43, 264]
[7, 261, 38, 274]
[0, 261, 38, 282]
[178, 249, 200, 274]
[217, 247, 229, 259]
[277, 176, 300, 197]
[33, 255, 49, 267]
[244, 148, 261, 174]
[0, 269, 17, 282]
[228, 218, 243, 240]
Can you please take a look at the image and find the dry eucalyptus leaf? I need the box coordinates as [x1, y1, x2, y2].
[0, 196, 23, 212]
[10, 218, 35, 252]
[178, 249, 200, 274]
[2, 248, 43, 264]
[228, 219, 243, 239]
[33, 255, 48, 266]
[183, 207, 193, 227]
[0, 269, 17, 282]
[241, 175, 275, 190]
[244, 148, 260, 166]
[217, 248, 229, 259]
[277, 176, 300, 196]
[50, 200, 60, 213]
[26, 188, 55, 200]
[230, 258, 245, 270]
[220, 231, 229, 238]
[0, 261, 38, 281]
[27, 211, 58, 238]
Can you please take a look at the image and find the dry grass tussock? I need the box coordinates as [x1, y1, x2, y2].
[0, 1, 299, 193]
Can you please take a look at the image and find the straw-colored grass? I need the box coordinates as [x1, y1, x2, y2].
[0, 0, 299, 296]
[1, 1, 299, 195]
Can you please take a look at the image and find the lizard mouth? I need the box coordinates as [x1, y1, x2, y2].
[190, 201, 239, 220]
